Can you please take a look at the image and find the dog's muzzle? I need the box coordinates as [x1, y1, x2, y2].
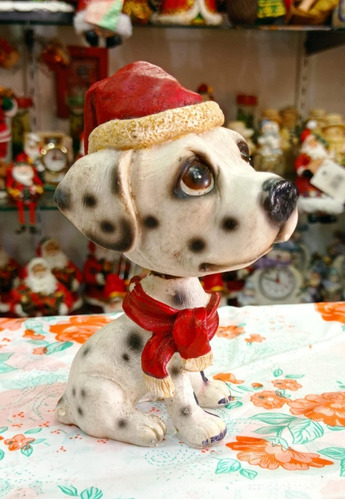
[262, 178, 299, 225]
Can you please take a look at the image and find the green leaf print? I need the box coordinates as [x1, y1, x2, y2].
[240, 468, 257, 480]
[319, 447, 345, 460]
[0, 353, 13, 363]
[288, 418, 324, 444]
[25, 428, 43, 434]
[46, 341, 73, 355]
[0, 427, 8, 433]
[80, 487, 103, 499]
[251, 413, 296, 425]
[341, 459, 345, 477]
[58, 485, 79, 497]
[0, 364, 15, 375]
[225, 400, 243, 410]
[285, 374, 304, 379]
[21, 445, 33, 457]
[254, 425, 285, 435]
[215, 458, 241, 474]
[273, 369, 283, 377]
[0, 450, 4, 461]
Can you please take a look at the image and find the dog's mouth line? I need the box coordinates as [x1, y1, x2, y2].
[199, 245, 274, 274]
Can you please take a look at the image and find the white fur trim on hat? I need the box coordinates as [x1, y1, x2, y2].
[88, 100, 224, 152]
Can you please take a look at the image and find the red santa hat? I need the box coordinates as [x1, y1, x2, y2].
[104, 273, 127, 299]
[84, 61, 224, 154]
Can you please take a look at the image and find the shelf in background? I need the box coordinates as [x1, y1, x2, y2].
[0, 188, 58, 212]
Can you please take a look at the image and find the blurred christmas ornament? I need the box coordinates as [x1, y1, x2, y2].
[0, 38, 20, 69]
[225, 0, 257, 25]
[151, 0, 223, 25]
[38, 40, 71, 72]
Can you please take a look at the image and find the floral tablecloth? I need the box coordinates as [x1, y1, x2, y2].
[0, 302, 345, 499]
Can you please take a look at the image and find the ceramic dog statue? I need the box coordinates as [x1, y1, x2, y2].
[54, 61, 298, 448]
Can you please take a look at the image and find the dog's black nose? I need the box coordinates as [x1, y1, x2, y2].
[262, 178, 299, 224]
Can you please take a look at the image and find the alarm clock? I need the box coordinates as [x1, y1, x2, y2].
[248, 265, 303, 305]
[41, 142, 69, 185]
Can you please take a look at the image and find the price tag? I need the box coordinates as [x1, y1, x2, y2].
[311, 158, 345, 204]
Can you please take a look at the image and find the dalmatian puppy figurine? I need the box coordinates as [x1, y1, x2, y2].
[55, 61, 299, 448]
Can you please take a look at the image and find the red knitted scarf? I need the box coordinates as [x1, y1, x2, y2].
[122, 275, 220, 397]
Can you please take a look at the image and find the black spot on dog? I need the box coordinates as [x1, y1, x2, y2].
[72, 388, 76, 397]
[83, 193, 97, 208]
[82, 347, 91, 357]
[111, 166, 120, 195]
[179, 406, 192, 417]
[173, 291, 186, 306]
[54, 186, 71, 211]
[100, 220, 116, 233]
[81, 389, 86, 398]
[77, 407, 83, 416]
[122, 353, 130, 362]
[85, 217, 135, 252]
[118, 419, 127, 428]
[189, 238, 206, 253]
[127, 332, 143, 351]
[222, 217, 239, 232]
[143, 215, 159, 229]
[170, 365, 180, 377]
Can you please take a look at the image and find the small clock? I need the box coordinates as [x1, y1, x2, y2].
[41, 142, 69, 185]
[249, 265, 303, 305]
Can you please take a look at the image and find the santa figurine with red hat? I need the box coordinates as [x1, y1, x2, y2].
[0, 242, 22, 314]
[10, 257, 74, 317]
[295, 124, 344, 222]
[6, 152, 44, 234]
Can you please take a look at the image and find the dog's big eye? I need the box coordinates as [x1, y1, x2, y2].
[237, 140, 253, 166]
[178, 158, 215, 197]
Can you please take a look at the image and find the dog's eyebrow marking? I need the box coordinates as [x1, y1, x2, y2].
[221, 217, 239, 232]
[83, 193, 97, 208]
[127, 332, 143, 351]
[100, 220, 116, 233]
[189, 149, 212, 167]
[188, 238, 206, 253]
[143, 215, 159, 229]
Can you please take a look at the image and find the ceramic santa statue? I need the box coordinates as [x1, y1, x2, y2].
[10, 257, 74, 317]
[38, 238, 83, 311]
[295, 130, 344, 220]
[151, 0, 222, 25]
[83, 242, 120, 310]
[74, 0, 132, 47]
[102, 272, 127, 312]
[0, 243, 21, 314]
[6, 152, 44, 233]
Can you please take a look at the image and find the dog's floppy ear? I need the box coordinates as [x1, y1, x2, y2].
[54, 149, 138, 252]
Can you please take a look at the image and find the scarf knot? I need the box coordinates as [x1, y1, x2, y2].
[122, 275, 220, 398]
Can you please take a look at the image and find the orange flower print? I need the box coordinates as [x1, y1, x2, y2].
[23, 329, 45, 341]
[272, 379, 302, 391]
[245, 334, 266, 343]
[213, 372, 244, 384]
[226, 436, 333, 470]
[33, 346, 48, 355]
[287, 392, 345, 427]
[0, 317, 25, 332]
[251, 390, 287, 409]
[217, 324, 245, 339]
[252, 383, 263, 389]
[4, 434, 34, 451]
[315, 302, 345, 323]
[49, 315, 113, 344]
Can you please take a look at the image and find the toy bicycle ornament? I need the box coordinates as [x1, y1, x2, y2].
[54, 61, 298, 448]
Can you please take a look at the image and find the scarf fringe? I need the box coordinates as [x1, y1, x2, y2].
[182, 351, 213, 372]
[143, 373, 175, 399]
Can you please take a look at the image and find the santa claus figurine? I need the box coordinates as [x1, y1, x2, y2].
[37, 238, 83, 311]
[83, 242, 120, 310]
[295, 130, 344, 221]
[6, 152, 44, 234]
[10, 257, 74, 317]
[102, 272, 127, 312]
[0, 243, 22, 314]
[151, 0, 222, 25]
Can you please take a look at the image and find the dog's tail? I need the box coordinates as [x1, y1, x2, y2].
[55, 395, 75, 425]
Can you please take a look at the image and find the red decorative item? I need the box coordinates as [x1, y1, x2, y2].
[0, 39, 20, 69]
[10, 257, 74, 317]
[6, 153, 44, 234]
[0, 243, 22, 314]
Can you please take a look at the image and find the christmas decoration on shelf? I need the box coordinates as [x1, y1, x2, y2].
[0, 38, 20, 70]
[321, 113, 345, 166]
[6, 152, 44, 234]
[0, 243, 22, 315]
[38, 237, 83, 312]
[122, 0, 154, 23]
[256, 0, 288, 25]
[0, 88, 18, 165]
[255, 119, 284, 175]
[10, 257, 74, 317]
[228, 120, 256, 156]
[225, 0, 258, 26]
[54, 60, 298, 448]
[74, 0, 132, 47]
[38, 39, 71, 72]
[151, 0, 223, 25]
[288, 0, 340, 25]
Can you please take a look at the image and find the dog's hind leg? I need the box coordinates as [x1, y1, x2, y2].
[189, 371, 232, 408]
[56, 375, 166, 447]
[165, 369, 227, 448]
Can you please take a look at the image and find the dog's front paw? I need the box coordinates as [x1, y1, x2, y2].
[136, 414, 167, 447]
[190, 373, 231, 408]
[176, 410, 227, 449]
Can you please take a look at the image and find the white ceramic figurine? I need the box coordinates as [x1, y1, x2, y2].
[54, 61, 298, 448]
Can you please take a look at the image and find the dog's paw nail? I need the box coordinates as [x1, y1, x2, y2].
[202, 428, 227, 447]
[217, 398, 227, 405]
